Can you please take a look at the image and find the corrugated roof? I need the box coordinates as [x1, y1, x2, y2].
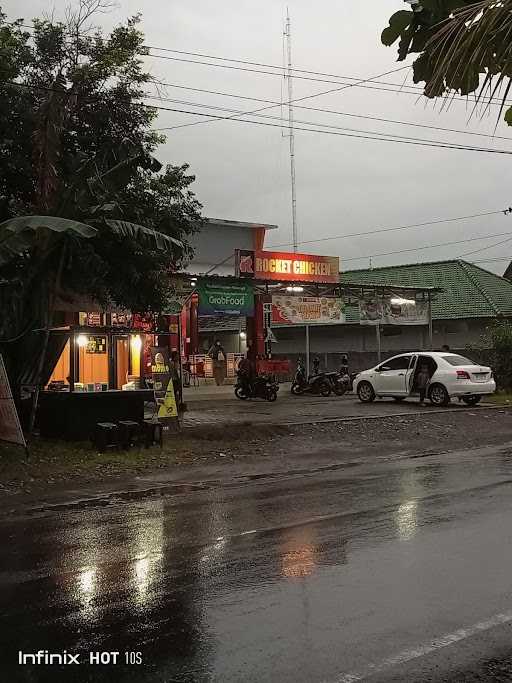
[341, 259, 512, 321]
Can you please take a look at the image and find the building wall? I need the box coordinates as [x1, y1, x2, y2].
[198, 318, 492, 373]
[186, 225, 256, 276]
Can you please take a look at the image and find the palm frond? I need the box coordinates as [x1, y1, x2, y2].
[103, 219, 183, 251]
[425, 0, 512, 122]
[0, 216, 97, 265]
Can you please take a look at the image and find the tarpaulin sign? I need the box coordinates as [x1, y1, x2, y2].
[158, 379, 178, 420]
[198, 280, 254, 316]
[272, 295, 345, 325]
[0, 354, 27, 451]
[359, 296, 429, 325]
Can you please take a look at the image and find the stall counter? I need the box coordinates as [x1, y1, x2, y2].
[38, 389, 154, 441]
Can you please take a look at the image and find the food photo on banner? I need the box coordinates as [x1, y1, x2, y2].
[272, 296, 345, 325]
[150, 347, 171, 393]
[359, 295, 429, 325]
[197, 280, 254, 316]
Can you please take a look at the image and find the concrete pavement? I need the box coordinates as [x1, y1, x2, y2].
[182, 382, 486, 428]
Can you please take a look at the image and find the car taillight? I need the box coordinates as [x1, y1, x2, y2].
[456, 370, 470, 379]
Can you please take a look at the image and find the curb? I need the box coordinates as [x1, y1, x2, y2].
[270, 404, 512, 428]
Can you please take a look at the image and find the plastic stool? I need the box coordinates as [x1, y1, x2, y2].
[94, 422, 119, 452]
[118, 420, 140, 449]
[143, 420, 163, 448]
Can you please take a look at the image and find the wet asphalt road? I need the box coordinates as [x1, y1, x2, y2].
[3, 441, 512, 682]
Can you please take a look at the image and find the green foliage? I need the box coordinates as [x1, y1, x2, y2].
[474, 321, 512, 390]
[0, 3, 203, 403]
[382, 0, 512, 125]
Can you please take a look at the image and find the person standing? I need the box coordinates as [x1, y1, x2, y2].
[209, 340, 227, 386]
[416, 363, 430, 406]
[170, 351, 183, 409]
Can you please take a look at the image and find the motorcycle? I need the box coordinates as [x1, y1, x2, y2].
[235, 371, 279, 402]
[291, 362, 332, 397]
[325, 371, 351, 396]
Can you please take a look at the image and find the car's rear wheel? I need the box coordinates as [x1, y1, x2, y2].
[429, 383, 450, 407]
[357, 381, 375, 403]
[462, 395, 482, 406]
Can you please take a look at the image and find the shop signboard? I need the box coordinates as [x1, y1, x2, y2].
[272, 295, 345, 325]
[157, 379, 179, 420]
[359, 295, 429, 326]
[150, 347, 171, 393]
[236, 249, 340, 284]
[85, 336, 107, 354]
[0, 354, 26, 449]
[198, 280, 254, 316]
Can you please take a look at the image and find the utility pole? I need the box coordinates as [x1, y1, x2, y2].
[284, 8, 298, 252]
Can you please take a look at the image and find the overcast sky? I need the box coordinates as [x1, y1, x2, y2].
[5, 0, 512, 274]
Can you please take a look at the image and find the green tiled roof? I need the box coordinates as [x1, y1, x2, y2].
[341, 259, 512, 322]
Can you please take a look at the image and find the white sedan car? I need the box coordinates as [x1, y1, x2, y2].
[354, 352, 495, 406]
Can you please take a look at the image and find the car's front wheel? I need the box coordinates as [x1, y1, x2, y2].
[357, 381, 375, 403]
[462, 395, 482, 406]
[429, 383, 450, 407]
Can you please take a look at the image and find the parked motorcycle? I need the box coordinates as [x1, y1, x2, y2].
[325, 371, 351, 396]
[291, 362, 332, 397]
[235, 371, 279, 402]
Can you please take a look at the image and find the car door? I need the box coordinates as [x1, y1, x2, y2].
[406, 355, 418, 395]
[375, 355, 410, 395]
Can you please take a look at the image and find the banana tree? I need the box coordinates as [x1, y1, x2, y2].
[0, 205, 184, 432]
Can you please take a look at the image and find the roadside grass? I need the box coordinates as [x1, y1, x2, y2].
[487, 391, 512, 405]
[0, 424, 289, 494]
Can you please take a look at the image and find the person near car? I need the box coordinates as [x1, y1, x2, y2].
[208, 340, 227, 386]
[416, 363, 430, 405]
[312, 357, 321, 376]
[441, 344, 450, 352]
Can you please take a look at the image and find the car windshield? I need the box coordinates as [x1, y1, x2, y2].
[443, 355, 475, 366]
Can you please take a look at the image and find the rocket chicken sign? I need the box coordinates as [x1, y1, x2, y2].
[236, 249, 340, 284]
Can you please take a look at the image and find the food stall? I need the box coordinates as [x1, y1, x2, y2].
[39, 312, 180, 440]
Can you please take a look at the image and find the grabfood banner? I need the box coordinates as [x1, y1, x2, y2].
[198, 280, 254, 316]
[272, 295, 345, 325]
[359, 296, 429, 325]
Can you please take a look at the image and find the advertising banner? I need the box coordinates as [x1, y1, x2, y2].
[150, 347, 171, 393]
[0, 354, 26, 448]
[236, 250, 340, 284]
[158, 379, 178, 420]
[272, 295, 345, 325]
[198, 280, 254, 316]
[359, 296, 429, 326]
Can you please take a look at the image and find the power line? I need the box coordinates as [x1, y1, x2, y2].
[146, 94, 512, 147]
[158, 65, 413, 133]
[151, 82, 512, 141]
[342, 230, 512, 264]
[267, 208, 512, 249]
[9, 19, 512, 110]
[144, 51, 512, 108]
[459, 235, 512, 258]
[143, 104, 512, 154]
[6, 81, 511, 155]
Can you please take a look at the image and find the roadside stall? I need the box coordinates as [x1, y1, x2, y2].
[39, 311, 180, 440]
